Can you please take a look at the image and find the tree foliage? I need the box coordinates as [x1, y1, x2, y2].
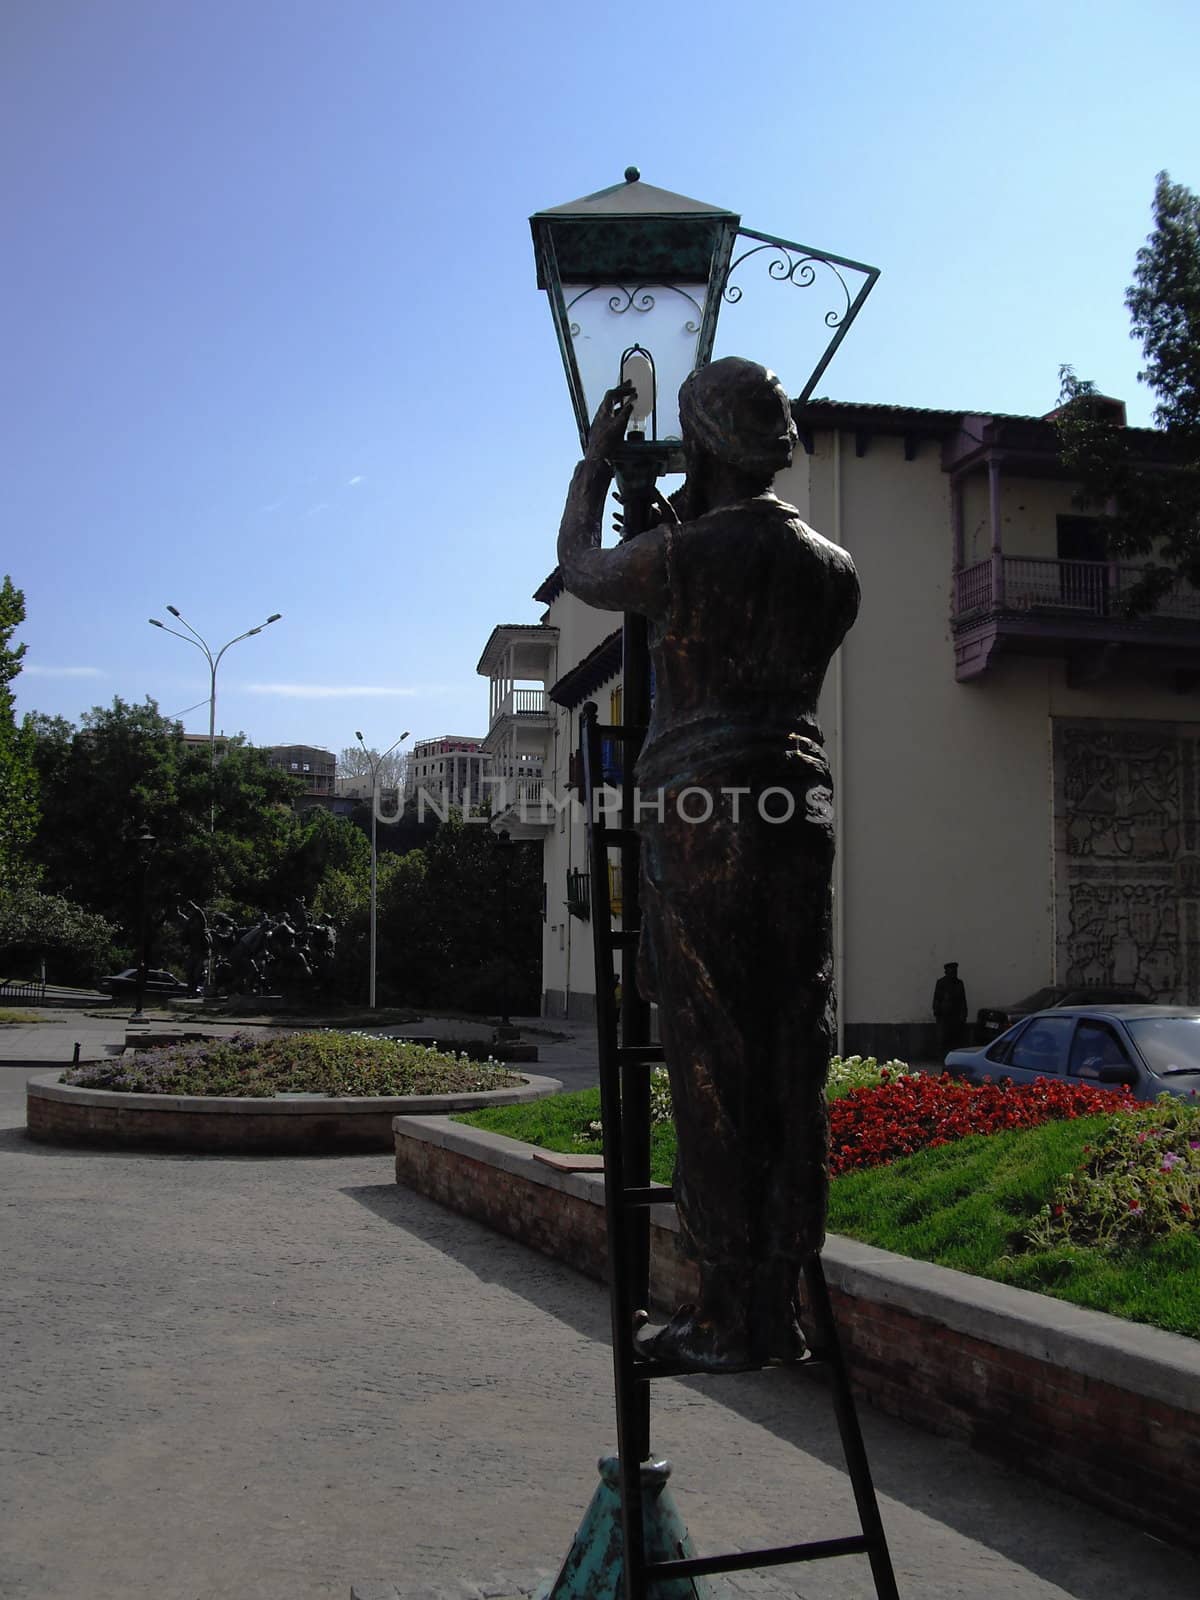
[27, 699, 369, 955]
[1055, 172, 1200, 607]
[0, 885, 119, 981]
[372, 816, 542, 1013]
[0, 576, 37, 889]
[337, 743, 409, 791]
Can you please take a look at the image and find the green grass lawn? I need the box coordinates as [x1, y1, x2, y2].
[457, 1091, 1200, 1338]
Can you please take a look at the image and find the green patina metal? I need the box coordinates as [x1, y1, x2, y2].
[530, 168, 880, 450]
[535, 1456, 717, 1600]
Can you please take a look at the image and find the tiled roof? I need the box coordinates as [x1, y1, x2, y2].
[475, 622, 558, 677]
[533, 568, 564, 604]
[549, 629, 622, 710]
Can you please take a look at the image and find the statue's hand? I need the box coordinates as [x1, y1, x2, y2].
[585, 382, 636, 464]
[612, 484, 680, 539]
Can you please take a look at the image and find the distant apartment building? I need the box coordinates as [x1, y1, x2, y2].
[266, 744, 336, 798]
[406, 735, 493, 813]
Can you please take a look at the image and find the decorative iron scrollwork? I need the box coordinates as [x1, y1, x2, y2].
[723, 243, 853, 329]
[566, 283, 703, 339]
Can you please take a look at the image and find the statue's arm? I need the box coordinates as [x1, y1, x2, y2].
[557, 383, 669, 616]
[557, 457, 669, 616]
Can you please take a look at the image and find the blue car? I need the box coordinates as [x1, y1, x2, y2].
[944, 1005, 1200, 1103]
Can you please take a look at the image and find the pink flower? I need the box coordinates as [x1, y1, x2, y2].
[1161, 1152, 1182, 1172]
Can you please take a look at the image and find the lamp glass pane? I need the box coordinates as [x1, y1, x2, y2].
[565, 281, 708, 442]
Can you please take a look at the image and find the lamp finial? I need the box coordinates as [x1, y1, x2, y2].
[624, 166, 640, 183]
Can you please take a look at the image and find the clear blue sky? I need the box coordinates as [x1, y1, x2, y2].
[5, 0, 1198, 755]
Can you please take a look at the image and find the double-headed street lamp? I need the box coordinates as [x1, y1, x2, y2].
[148, 606, 283, 830]
[355, 730, 410, 1010]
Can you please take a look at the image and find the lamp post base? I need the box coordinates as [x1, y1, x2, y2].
[535, 1455, 718, 1600]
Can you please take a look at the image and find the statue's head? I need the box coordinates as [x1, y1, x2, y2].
[678, 357, 797, 489]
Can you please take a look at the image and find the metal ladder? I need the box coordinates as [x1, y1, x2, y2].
[579, 700, 900, 1600]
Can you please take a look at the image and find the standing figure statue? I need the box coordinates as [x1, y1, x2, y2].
[558, 358, 859, 1371]
[175, 899, 211, 994]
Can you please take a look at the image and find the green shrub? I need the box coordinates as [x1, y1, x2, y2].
[1023, 1096, 1200, 1250]
[65, 1030, 521, 1097]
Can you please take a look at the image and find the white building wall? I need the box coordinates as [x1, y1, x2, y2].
[796, 429, 1192, 1054]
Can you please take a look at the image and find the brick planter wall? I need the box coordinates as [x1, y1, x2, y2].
[394, 1114, 1200, 1553]
[24, 1070, 562, 1154]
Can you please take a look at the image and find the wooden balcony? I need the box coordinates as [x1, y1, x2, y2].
[952, 557, 1200, 683]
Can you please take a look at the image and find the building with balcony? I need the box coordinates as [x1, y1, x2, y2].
[476, 624, 557, 835]
[406, 735, 491, 814]
[481, 392, 1197, 1054]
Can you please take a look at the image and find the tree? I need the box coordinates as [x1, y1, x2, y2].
[374, 816, 542, 1012]
[0, 576, 37, 889]
[1055, 171, 1200, 608]
[0, 886, 118, 983]
[338, 743, 409, 793]
[29, 698, 302, 937]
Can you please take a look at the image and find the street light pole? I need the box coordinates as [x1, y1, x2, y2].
[130, 825, 157, 1025]
[148, 607, 283, 831]
[355, 730, 410, 1010]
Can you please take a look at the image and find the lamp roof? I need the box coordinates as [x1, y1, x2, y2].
[531, 170, 740, 288]
[532, 171, 737, 223]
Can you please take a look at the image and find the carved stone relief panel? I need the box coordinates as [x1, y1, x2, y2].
[1053, 719, 1200, 1003]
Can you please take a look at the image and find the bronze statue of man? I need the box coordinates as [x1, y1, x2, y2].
[558, 357, 860, 1370]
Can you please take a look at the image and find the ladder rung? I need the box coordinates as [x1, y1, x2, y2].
[606, 929, 640, 950]
[615, 1045, 663, 1066]
[622, 1185, 673, 1207]
[593, 723, 646, 741]
[648, 1535, 873, 1580]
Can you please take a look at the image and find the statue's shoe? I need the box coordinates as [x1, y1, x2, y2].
[636, 1303, 808, 1373]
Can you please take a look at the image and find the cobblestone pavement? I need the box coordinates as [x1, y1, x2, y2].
[1, 1051, 1197, 1600]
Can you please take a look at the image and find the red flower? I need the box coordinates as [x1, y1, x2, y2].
[828, 1073, 1136, 1177]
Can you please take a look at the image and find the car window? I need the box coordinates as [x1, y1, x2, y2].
[1069, 1019, 1134, 1080]
[986, 1019, 1030, 1065]
[1125, 1018, 1200, 1077]
[1007, 1015, 1074, 1074]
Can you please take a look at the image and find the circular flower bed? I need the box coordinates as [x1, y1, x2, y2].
[64, 1030, 521, 1097]
[30, 1030, 558, 1153]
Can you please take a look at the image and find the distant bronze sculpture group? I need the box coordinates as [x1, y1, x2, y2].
[175, 898, 339, 996]
[558, 356, 859, 1371]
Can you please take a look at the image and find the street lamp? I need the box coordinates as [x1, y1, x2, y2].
[355, 730, 410, 1010]
[148, 607, 283, 830]
[530, 166, 879, 463]
[130, 824, 157, 1025]
[529, 172, 881, 1600]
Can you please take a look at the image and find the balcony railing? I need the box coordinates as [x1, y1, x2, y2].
[491, 688, 548, 727]
[954, 557, 1200, 621]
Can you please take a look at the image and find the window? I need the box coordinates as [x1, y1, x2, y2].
[1069, 1019, 1134, 1080]
[1007, 1014, 1074, 1074]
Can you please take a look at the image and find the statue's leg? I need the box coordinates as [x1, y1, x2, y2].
[638, 764, 835, 1369]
